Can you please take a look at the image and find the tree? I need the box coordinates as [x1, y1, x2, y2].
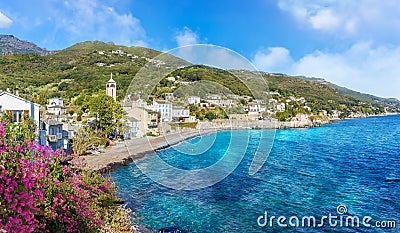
[205, 111, 217, 120]
[188, 104, 199, 113]
[82, 94, 123, 137]
[72, 127, 100, 156]
[238, 98, 247, 105]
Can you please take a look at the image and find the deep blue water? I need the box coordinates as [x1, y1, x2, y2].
[111, 115, 400, 232]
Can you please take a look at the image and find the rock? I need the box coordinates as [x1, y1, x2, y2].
[0, 34, 51, 55]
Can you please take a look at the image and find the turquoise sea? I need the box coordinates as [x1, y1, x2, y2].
[111, 115, 400, 232]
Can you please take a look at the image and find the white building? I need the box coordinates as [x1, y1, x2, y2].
[106, 73, 117, 101]
[331, 110, 341, 119]
[188, 96, 201, 105]
[206, 99, 234, 108]
[188, 116, 196, 122]
[276, 103, 286, 112]
[47, 98, 66, 115]
[147, 100, 172, 122]
[244, 103, 266, 115]
[48, 97, 63, 106]
[167, 76, 176, 82]
[0, 91, 41, 128]
[123, 117, 141, 139]
[172, 106, 190, 122]
[206, 95, 221, 100]
[165, 93, 174, 101]
[253, 99, 266, 105]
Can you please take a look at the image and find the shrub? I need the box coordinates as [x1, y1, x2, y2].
[146, 132, 157, 137]
[0, 121, 134, 232]
[72, 127, 100, 156]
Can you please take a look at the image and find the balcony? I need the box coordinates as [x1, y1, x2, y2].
[48, 135, 57, 142]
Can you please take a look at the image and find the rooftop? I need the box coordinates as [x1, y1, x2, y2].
[0, 91, 41, 107]
[107, 72, 116, 83]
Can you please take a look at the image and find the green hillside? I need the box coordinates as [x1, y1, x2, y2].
[152, 67, 397, 115]
[0, 41, 162, 105]
[153, 65, 253, 97]
[299, 76, 400, 107]
[0, 40, 399, 116]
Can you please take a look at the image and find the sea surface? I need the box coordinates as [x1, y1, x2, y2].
[110, 115, 400, 232]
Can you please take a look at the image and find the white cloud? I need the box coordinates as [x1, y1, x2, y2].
[175, 27, 199, 47]
[52, 0, 146, 46]
[278, 0, 400, 38]
[252, 47, 293, 73]
[0, 11, 12, 28]
[252, 42, 400, 99]
[273, 0, 400, 99]
[308, 9, 339, 30]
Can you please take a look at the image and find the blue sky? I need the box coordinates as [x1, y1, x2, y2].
[0, 0, 399, 99]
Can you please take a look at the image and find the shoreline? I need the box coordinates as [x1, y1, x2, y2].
[76, 113, 399, 173]
[76, 127, 226, 173]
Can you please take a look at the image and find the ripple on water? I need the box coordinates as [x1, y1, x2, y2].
[111, 115, 400, 232]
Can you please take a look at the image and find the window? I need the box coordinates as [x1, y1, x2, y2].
[12, 110, 23, 123]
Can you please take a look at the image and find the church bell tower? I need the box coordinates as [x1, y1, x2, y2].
[106, 73, 116, 101]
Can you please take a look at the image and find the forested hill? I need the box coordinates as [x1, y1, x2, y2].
[0, 38, 399, 114]
[0, 41, 163, 105]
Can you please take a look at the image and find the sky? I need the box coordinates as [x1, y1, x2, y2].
[0, 0, 399, 99]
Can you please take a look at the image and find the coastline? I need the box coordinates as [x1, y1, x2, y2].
[76, 128, 223, 173]
[76, 113, 399, 173]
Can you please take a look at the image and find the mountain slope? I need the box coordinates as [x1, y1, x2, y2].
[0, 35, 50, 55]
[0, 37, 398, 115]
[299, 76, 400, 108]
[0, 40, 176, 105]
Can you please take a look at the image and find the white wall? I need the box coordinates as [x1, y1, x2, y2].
[48, 98, 64, 107]
[0, 92, 41, 127]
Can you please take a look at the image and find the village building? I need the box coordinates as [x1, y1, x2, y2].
[63, 123, 81, 139]
[0, 91, 41, 128]
[147, 100, 172, 122]
[47, 97, 67, 115]
[172, 106, 190, 122]
[206, 94, 222, 100]
[167, 76, 176, 82]
[200, 102, 210, 108]
[244, 102, 266, 115]
[123, 117, 141, 139]
[188, 96, 201, 105]
[43, 119, 65, 151]
[276, 103, 286, 112]
[126, 107, 159, 135]
[122, 94, 147, 111]
[206, 98, 234, 108]
[165, 93, 174, 101]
